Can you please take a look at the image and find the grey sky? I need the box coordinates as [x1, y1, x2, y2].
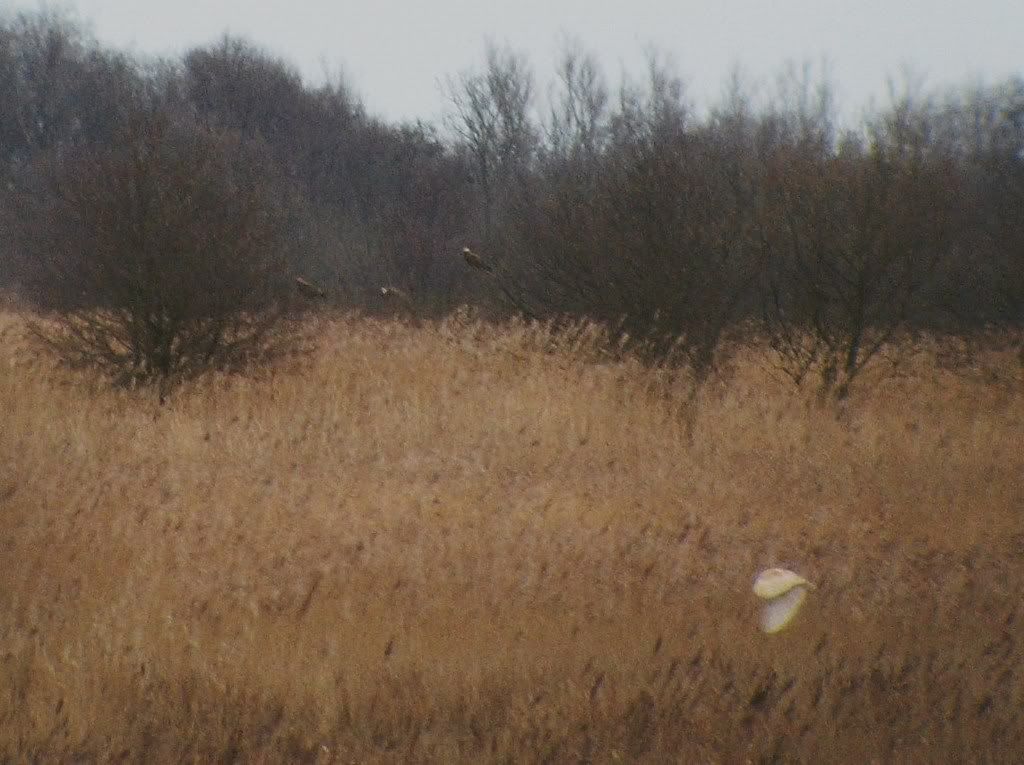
[6, 0, 1023, 123]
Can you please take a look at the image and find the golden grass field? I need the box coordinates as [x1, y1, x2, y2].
[2, 310, 1023, 762]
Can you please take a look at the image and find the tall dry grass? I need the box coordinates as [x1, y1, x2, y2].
[1, 310, 1023, 762]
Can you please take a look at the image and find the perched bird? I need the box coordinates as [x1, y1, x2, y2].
[379, 285, 411, 304]
[462, 246, 494, 274]
[294, 276, 327, 299]
[753, 568, 814, 634]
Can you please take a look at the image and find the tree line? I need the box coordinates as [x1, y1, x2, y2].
[1, 9, 1021, 394]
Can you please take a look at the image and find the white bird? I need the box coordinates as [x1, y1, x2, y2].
[753, 568, 813, 634]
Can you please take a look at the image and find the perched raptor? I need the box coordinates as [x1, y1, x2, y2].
[461, 246, 494, 274]
[294, 276, 327, 299]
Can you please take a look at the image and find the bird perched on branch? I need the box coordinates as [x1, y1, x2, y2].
[295, 276, 327, 299]
[461, 246, 494, 274]
[379, 285, 411, 304]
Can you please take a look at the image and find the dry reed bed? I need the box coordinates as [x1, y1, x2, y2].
[1, 312, 1023, 762]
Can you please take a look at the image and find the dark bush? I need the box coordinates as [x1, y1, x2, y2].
[17, 109, 305, 389]
[757, 92, 965, 398]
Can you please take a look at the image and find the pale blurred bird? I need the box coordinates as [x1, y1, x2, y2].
[753, 568, 813, 634]
[294, 276, 327, 299]
[462, 246, 493, 274]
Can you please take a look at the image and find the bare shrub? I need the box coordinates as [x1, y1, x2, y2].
[16, 109, 305, 389]
[758, 85, 962, 399]
[462, 54, 760, 383]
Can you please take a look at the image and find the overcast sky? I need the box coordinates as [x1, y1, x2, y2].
[5, 0, 1023, 123]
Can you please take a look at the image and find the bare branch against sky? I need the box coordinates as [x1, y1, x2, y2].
[5, 0, 1023, 121]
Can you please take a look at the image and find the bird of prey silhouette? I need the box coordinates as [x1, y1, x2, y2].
[379, 286, 411, 304]
[461, 246, 494, 274]
[294, 276, 327, 299]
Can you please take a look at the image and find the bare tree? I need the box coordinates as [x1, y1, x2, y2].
[445, 43, 537, 244]
[937, 79, 1024, 363]
[0, 10, 139, 175]
[759, 90, 961, 397]
[480, 54, 760, 381]
[546, 43, 609, 161]
[17, 109, 305, 389]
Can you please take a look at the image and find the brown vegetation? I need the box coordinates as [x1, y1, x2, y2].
[2, 311, 1023, 762]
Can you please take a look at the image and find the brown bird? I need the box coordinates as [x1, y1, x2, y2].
[379, 285, 411, 304]
[462, 246, 494, 274]
[295, 276, 327, 299]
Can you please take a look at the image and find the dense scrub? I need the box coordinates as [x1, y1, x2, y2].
[1, 10, 1022, 396]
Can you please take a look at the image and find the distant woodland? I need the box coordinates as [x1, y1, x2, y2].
[1, 9, 1022, 392]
